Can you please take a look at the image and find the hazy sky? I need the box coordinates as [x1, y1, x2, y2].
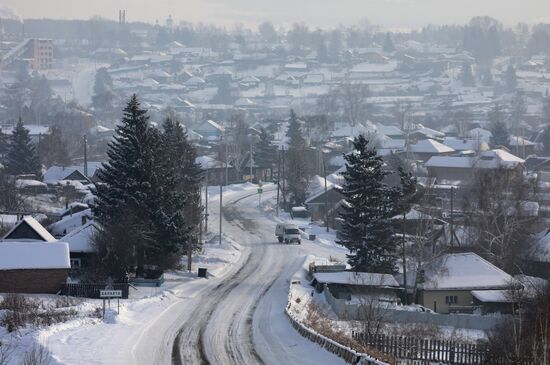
[2, 0, 550, 29]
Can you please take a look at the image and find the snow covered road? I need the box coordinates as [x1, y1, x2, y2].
[42, 184, 347, 365]
[180, 187, 347, 365]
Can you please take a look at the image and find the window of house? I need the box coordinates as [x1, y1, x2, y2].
[445, 295, 458, 305]
[70, 258, 82, 269]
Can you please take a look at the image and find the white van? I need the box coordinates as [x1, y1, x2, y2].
[275, 223, 301, 244]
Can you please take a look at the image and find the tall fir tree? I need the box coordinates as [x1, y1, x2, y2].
[542, 126, 550, 156]
[461, 62, 475, 87]
[504, 65, 518, 91]
[337, 135, 402, 273]
[94, 95, 167, 276]
[161, 118, 203, 256]
[489, 103, 509, 148]
[285, 110, 310, 206]
[0, 129, 8, 160]
[4, 118, 41, 178]
[383, 33, 395, 53]
[38, 125, 70, 168]
[542, 97, 550, 126]
[255, 127, 277, 178]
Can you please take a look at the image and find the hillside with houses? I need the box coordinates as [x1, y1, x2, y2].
[0, 7, 550, 365]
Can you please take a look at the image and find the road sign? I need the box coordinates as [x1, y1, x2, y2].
[257, 188, 263, 194]
[100, 290, 122, 298]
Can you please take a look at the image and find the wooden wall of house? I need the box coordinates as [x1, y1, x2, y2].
[0, 269, 68, 293]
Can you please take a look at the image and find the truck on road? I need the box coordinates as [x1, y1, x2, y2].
[275, 223, 301, 244]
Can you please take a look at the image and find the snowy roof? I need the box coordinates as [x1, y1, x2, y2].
[195, 155, 223, 169]
[15, 179, 47, 188]
[2, 216, 56, 242]
[234, 98, 256, 107]
[442, 137, 486, 151]
[528, 229, 550, 262]
[425, 156, 473, 168]
[410, 139, 455, 154]
[0, 242, 70, 270]
[1, 124, 49, 136]
[475, 149, 524, 169]
[302, 73, 323, 83]
[414, 124, 445, 138]
[197, 119, 225, 133]
[49, 209, 93, 237]
[509, 135, 536, 147]
[350, 61, 398, 73]
[391, 208, 433, 220]
[468, 128, 492, 142]
[305, 184, 340, 204]
[331, 123, 375, 139]
[376, 123, 404, 136]
[307, 175, 334, 196]
[43, 163, 103, 181]
[184, 76, 205, 85]
[313, 271, 399, 287]
[471, 290, 515, 303]
[423, 253, 513, 291]
[61, 221, 97, 253]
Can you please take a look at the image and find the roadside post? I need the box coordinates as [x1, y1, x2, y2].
[257, 182, 263, 208]
[100, 278, 122, 318]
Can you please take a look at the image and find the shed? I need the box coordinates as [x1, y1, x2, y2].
[0, 242, 70, 293]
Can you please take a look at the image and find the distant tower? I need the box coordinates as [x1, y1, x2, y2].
[123, 10, 126, 24]
[118, 10, 122, 24]
[166, 15, 173, 30]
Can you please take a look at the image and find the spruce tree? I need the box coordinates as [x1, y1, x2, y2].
[383, 33, 395, 53]
[4, 118, 41, 178]
[337, 135, 401, 273]
[542, 126, 550, 156]
[0, 129, 8, 160]
[94, 95, 165, 277]
[38, 125, 70, 168]
[255, 127, 277, 178]
[285, 110, 310, 206]
[489, 103, 509, 148]
[542, 97, 550, 126]
[160, 118, 203, 257]
[504, 65, 518, 91]
[461, 62, 475, 87]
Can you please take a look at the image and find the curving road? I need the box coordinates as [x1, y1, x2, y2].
[172, 187, 347, 365]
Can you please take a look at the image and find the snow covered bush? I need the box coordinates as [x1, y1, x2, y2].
[21, 345, 50, 365]
[0, 294, 77, 333]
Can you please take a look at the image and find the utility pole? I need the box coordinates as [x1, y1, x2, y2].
[187, 237, 193, 273]
[204, 171, 208, 233]
[276, 149, 280, 217]
[83, 135, 88, 177]
[219, 181, 223, 245]
[450, 186, 454, 246]
[281, 145, 286, 209]
[250, 143, 253, 180]
[322, 157, 329, 232]
[402, 211, 407, 304]
[224, 135, 229, 186]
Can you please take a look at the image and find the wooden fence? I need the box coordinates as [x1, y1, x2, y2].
[60, 283, 129, 299]
[353, 332, 534, 365]
[286, 308, 389, 365]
